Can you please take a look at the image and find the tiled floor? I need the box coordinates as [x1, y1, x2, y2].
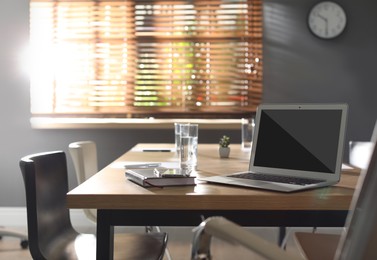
[1, 226, 341, 259]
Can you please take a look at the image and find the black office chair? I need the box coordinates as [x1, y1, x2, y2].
[20, 150, 168, 260]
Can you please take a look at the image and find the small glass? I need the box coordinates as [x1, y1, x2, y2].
[241, 118, 255, 151]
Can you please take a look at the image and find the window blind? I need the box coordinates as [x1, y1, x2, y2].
[30, 0, 263, 118]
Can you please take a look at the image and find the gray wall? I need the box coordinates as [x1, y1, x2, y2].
[1, 0, 376, 206]
[263, 0, 377, 141]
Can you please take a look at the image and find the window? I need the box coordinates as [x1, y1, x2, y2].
[30, 0, 263, 119]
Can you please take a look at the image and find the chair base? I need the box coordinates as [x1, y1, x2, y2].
[0, 227, 28, 249]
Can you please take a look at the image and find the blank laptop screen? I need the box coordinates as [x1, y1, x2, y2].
[253, 109, 342, 173]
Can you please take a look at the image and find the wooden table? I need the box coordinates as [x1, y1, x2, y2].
[67, 143, 360, 259]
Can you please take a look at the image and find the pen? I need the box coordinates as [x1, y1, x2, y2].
[142, 149, 172, 152]
[125, 163, 161, 169]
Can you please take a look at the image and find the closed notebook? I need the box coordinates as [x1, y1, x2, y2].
[125, 168, 196, 187]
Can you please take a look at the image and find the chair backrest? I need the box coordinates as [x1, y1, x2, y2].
[19, 151, 78, 259]
[68, 141, 98, 184]
[336, 140, 377, 259]
[68, 141, 98, 223]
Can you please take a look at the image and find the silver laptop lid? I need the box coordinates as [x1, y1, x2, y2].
[249, 103, 348, 182]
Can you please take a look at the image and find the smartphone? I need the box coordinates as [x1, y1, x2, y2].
[153, 168, 188, 178]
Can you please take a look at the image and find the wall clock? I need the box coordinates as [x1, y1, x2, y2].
[308, 1, 347, 39]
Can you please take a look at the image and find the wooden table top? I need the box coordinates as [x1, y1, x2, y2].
[67, 143, 360, 211]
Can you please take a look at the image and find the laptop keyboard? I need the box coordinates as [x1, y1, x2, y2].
[231, 172, 325, 186]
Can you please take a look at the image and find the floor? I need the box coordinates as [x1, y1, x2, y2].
[0, 226, 341, 259]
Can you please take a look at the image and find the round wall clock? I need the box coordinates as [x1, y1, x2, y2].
[308, 1, 347, 39]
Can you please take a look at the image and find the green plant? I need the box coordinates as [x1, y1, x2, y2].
[219, 135, 231, 148]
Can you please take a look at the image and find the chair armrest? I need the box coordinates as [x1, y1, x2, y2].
[191, 216, 301, 260]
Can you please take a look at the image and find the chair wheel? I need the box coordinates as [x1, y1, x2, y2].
[20, 240, 29, 249]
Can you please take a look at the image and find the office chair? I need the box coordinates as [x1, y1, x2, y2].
[191, 141, 377, 260]
[20, 150, 168, 260]
[68, 141, 160, 230]
[68, 140, 172, 260]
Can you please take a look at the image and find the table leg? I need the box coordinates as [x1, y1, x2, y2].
[97, 210, 114, 259]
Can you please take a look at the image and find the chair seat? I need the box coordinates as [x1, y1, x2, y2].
[294, 232, 340, 260]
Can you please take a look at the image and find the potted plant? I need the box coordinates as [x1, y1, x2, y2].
[219, 135, 231, 158]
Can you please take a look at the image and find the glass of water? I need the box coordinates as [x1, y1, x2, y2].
[179, 123, 198, 174]
[241, 118, 255, 151]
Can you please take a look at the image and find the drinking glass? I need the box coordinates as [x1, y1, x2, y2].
[179, 124, 198, 173]
[241, 118, 255, 151]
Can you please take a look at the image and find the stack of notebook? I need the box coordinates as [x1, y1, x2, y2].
[125, 168, 196, 187]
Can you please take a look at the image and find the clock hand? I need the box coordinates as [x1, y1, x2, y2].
[317, 13, 327, 22]
[316, 13, 329, 36]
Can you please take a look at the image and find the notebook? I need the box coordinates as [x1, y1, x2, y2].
[199, 103, 348, 192]
[126, 168, 196, 187]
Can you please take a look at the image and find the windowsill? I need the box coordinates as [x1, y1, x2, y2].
[30, 117, 243, 129]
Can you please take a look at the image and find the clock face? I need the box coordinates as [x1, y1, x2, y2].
[308, 1, 347, 39]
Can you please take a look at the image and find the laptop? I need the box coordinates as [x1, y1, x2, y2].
[199, 103, 348, 192]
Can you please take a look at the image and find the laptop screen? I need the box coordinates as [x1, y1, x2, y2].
[251, 105, 346, 176]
